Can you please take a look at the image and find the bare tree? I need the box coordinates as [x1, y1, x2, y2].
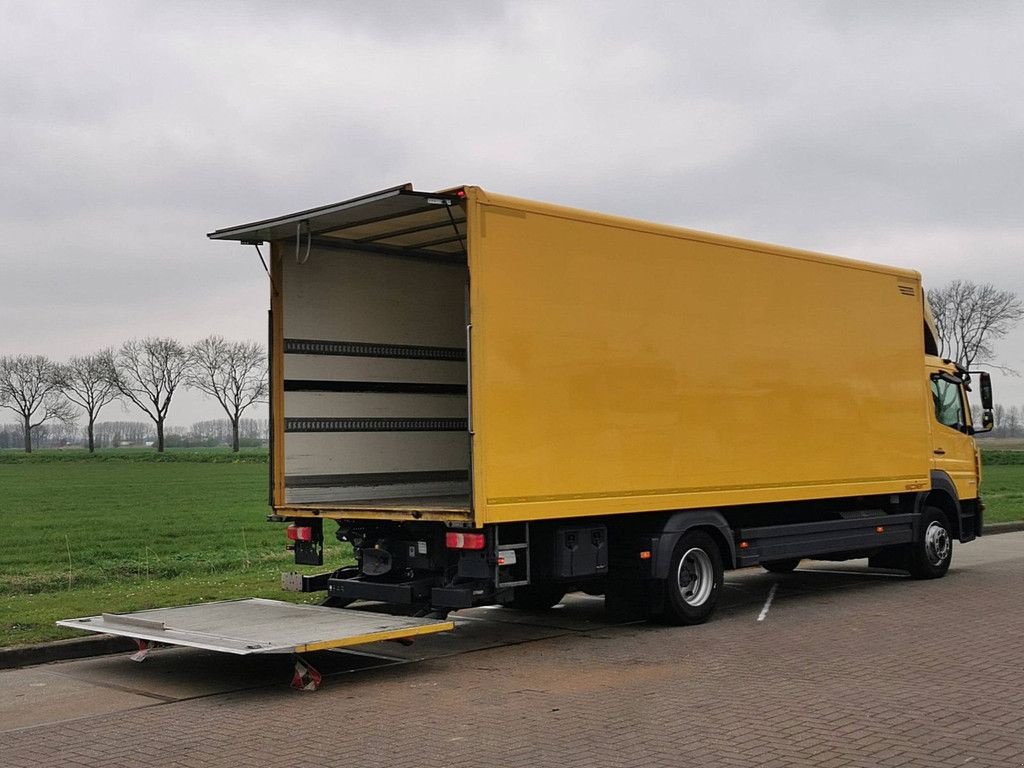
[188, 336, 268, 452]
[45, 419, 82, 448]
[927, 280, 1024, 371]
[240, 417, 269, 441]
[0, 355, 75, 453]
[190, 419, 231, 444]
[104, 338, 192, 452]
[59, 351, 119, 453]
[1009, 405, 1024, 438]
[94, 420, 154, 448]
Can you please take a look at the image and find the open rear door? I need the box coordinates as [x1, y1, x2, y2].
[209, 184, 473, 519]
[58, 598, 454, 655]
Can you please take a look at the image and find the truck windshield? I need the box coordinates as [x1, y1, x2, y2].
[931, 378, 964, 429]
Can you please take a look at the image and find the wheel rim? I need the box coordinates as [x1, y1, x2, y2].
[676, 547, 714, 606]
[924, 521, 951, 566]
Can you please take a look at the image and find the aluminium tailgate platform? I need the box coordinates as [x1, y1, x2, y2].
[57, 597, 455, 655]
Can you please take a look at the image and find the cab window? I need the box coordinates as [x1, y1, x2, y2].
[931, 377, 964, 429]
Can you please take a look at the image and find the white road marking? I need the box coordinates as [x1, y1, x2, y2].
[757, 583, 778, 622]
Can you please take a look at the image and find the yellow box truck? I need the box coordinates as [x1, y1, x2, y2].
[209, 184, 992, 625]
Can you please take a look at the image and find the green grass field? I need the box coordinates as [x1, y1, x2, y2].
[978, 464, 1024, 524]
[0, 447, 269, 464]
[0, 450, 351, 647]
[1, 449, 1021, 648]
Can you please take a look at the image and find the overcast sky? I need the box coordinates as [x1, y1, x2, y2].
[2, 1, 1023, 426]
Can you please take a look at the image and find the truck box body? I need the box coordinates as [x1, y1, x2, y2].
[469, 191, 930, 523]
[229, 186, 931, 526]
[57, 183, 987, 651]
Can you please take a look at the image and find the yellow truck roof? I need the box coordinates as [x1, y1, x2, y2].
[209, 182, 921, 283]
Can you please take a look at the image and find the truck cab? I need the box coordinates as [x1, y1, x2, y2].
[928, 358, 979, 498]
[926, 356, 991, 544]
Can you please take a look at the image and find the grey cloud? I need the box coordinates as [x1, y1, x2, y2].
[3, 0, 1024, 420]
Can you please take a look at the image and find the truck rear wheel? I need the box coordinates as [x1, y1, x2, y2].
[762, 558, 801, 574]
[907, 507, 953, 579]
[657, 531, 723, 625]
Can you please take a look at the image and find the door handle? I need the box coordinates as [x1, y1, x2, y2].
[933, 449, 946, 455]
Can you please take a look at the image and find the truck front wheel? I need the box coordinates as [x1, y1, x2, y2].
[657, 531, 724, 625]
[907, 507, 953, 579]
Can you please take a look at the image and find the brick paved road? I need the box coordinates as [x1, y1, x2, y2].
[2, 533, 1022, 768]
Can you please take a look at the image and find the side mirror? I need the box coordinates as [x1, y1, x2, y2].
[978, 371, 993, 410]
[982, 410, 994, 431]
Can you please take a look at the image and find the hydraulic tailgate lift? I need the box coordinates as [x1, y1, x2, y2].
[58, 598, 455, 689]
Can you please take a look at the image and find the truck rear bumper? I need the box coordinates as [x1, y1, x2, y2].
[327, 577, 484, 610]
[328, 576, 436, 604]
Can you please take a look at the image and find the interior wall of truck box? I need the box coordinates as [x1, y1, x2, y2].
[277, 244, 469, 505]
[467, 191, 932, 524]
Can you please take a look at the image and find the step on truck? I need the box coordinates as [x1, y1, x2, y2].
[202, 183, 990, 626]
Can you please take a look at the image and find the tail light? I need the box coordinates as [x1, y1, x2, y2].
[446, 531, 486, 550]
[286, 524, 312, 542]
